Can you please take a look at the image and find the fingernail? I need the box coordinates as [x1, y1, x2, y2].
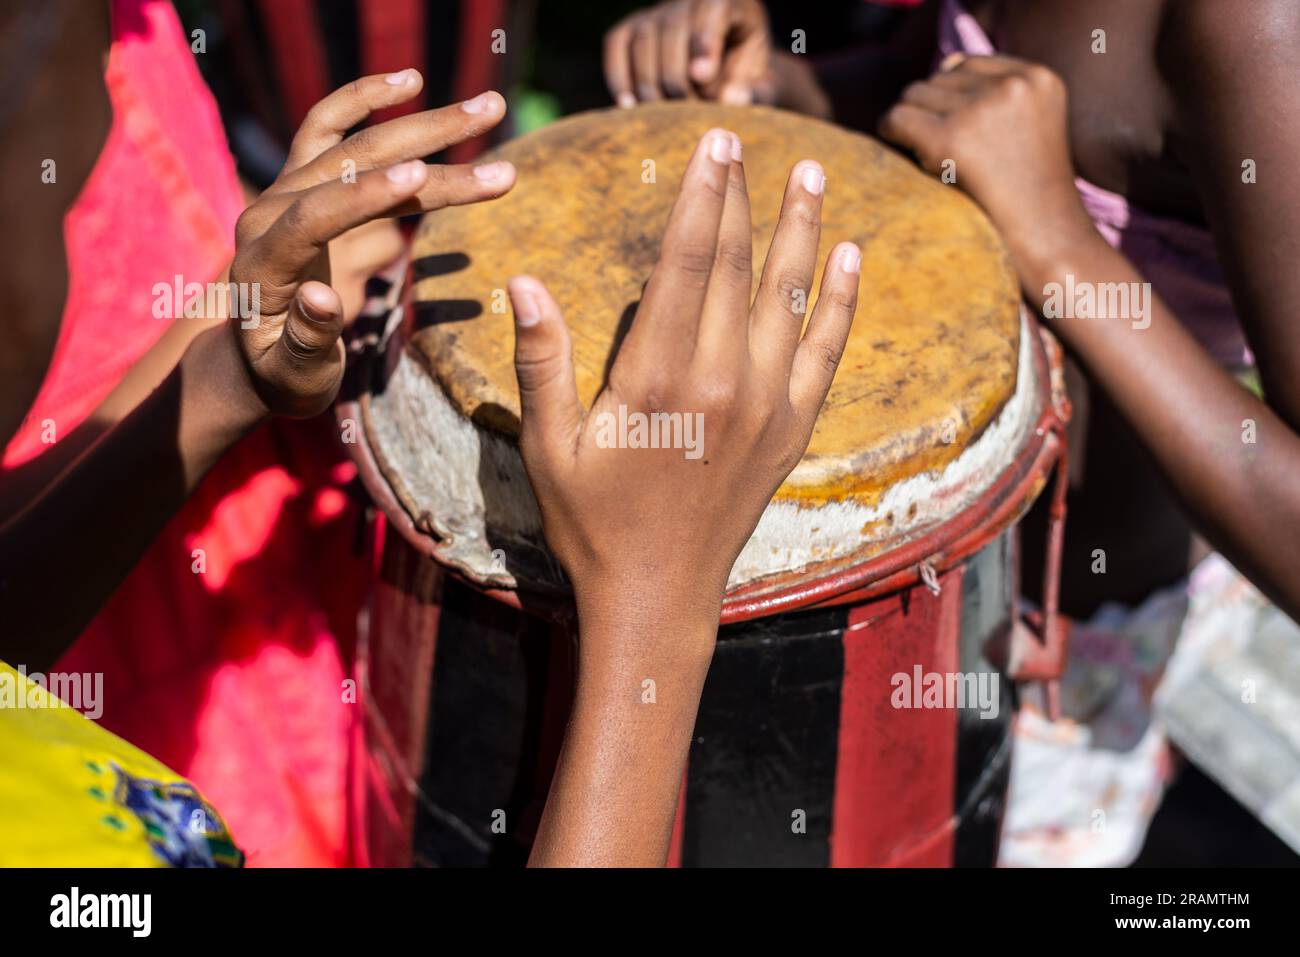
[514, 288, 541, 327]
[708, 132, 732, 164]
[838, 244, 862, 274]
[940, 53, 966, 72]
[386, 160, 423, 185]
[730, 133, 742, 162]
[721, 85, 752, 106]
[473, 161, 511, 183]
[801, 164, 825, 195]
[617, 93, 637, 109]
[690, 58, 713, 82]
[385, 69, 416, 86]
[462, 92, 495, 114]
[300, 283, 337, 319]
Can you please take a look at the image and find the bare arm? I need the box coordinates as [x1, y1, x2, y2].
[0, 74, 517, 670]
[879, 40, 1300, 621]
[511, 130, 860, 865]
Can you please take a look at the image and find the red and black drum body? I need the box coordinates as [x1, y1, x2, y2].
[397, 534, 1018, 867]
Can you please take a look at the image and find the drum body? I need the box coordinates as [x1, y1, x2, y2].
[342, 103, 1070, 867]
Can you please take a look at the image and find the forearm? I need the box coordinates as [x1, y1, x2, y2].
[1022, 232, 1300, 618]
[0, 293, 226, 521]
[0, 323, 265, 670]
[529, 587, 718, 867]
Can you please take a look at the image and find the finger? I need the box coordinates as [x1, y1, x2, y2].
[695, 144, 752, 362]
[688, 0, 731, 87]
[285, 69, 425, 173]
[240, 157, 514, 250]
[277, 280, 346, 367]
[659, 1, 694, 97]
[789, 242, 861, 417]
[939, 52, 967, 73]
[878, 103, 946, 162]
[279, 92, 507, 191]
[623, 128, 736, 366]
[604, 18, 638, 108]
[899, 79, 968, 115]
[925, 68, 989, 93]
[509, 275, 584, 458]
[630, 17, 664, 101]
[714, 11, 770, 105]
[750, 160, 824, 372]
[391, 158, 517, 215]
[245, 161, 429, 292]
[947, 53, 1024, 76]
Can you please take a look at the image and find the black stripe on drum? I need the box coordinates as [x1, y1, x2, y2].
[682, 606, 849, 867]
[411, 578, 562, 867]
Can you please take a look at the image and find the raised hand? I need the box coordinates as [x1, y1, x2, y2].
[228, 71, 517, 417]
[514, 128, 859, 866]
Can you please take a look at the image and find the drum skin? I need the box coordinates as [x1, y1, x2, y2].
[407, 101, 1021, 507]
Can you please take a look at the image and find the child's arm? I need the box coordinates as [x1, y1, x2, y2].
[511, 130, 861, 865]
[879, 50, 1300, 621]
[0, 74, 517, 670]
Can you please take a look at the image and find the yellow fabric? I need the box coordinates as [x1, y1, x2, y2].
[0, 660, 239, 867]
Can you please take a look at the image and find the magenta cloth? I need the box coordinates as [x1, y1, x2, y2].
[2, 0, 363, 866]
[937, 0, 1251, 368]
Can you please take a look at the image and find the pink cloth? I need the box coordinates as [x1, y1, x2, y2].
[2, 0, 363, 866]
[937, 0, 1251, 368]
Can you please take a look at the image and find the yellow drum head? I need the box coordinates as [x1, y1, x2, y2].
[409, 102, 1021, 507]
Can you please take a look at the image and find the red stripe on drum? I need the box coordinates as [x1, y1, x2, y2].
[831, 567, 965, 867]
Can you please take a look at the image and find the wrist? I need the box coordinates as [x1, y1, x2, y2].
[1002, 199, 1103, 301]
[572, 575, 723, 674]
[179, 323, 269, 448]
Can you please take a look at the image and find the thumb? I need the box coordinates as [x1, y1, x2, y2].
[508, 276, 584, 457]
[279, 280, 345, 364]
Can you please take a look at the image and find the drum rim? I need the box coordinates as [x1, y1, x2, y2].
[339, 284, 1070, 624]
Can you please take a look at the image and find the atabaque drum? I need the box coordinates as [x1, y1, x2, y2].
[341, 102, 1071, 867]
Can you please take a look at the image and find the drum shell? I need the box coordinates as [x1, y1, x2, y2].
[357, 526, 1020, 867]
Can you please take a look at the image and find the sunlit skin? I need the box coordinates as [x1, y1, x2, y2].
[607, 0, 1300, 620]
[513, 131, 860, 865]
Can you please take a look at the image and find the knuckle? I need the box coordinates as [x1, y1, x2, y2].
[513, 350, 567, 392]
[901, 80, 927, 102]
[696, 377, 738, 412]
[715, 239, 752, 275]
[775, 440, 804, 475]
[809, 337, 845, 375]
[997, 72, 1032, 101]
[234, 207, 262, 245]
[670, 242, 718, 279]
[277, 199, 312, 241]
[824, 287, 857, 312]
[340, 125, 378, 161]
[775, 272, 809, 309]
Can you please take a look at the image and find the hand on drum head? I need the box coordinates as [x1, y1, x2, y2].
[227, 71, 518, 419]
[507, 128, 861, 624]
[604, 0, 776, 107]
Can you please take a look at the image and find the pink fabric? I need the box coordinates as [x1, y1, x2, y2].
[938, 0, 1251, 368]
[1, 0, 363, 866]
